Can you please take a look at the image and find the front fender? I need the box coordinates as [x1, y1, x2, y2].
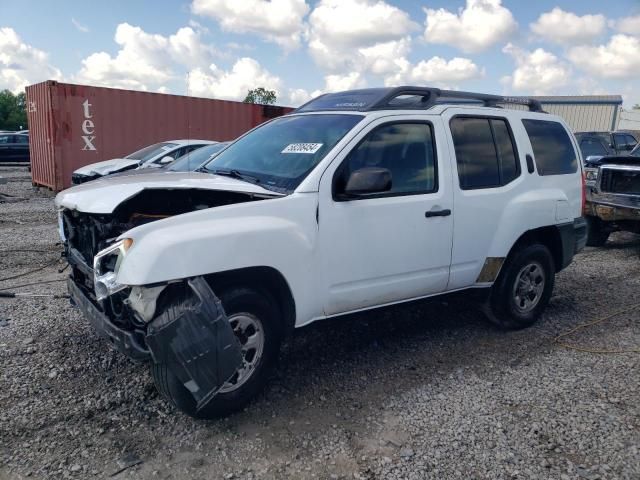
[117, 194, 317, 285]
[115, 193, 320, 323]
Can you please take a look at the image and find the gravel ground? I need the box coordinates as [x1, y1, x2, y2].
[1, 166, 639, 480]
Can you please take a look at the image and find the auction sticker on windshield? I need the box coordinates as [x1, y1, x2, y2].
[281, 143, 323, 154]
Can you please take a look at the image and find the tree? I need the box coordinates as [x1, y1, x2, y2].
[243, 87, 277, 105]
[0, 90, 27, 131]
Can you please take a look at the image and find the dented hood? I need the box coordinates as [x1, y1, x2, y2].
[55, 171, 283, 214]
[73, 158, 140, 177]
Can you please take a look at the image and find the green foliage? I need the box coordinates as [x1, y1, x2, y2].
[243, 87, 277, 105]
[0, 90, 27, 131]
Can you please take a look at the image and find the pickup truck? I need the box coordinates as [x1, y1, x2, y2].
[583, 143, 640, 245]
[55, 87, 587, 418]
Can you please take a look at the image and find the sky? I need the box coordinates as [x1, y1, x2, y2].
[1, 0, 639, 107]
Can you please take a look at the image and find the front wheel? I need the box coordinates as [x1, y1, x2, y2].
[485, 243, 555, 330]
[151, 286, 281, 418]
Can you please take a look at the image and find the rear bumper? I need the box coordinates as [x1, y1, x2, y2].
[557, 217, 587, 270]
[67, 277, 150, 361]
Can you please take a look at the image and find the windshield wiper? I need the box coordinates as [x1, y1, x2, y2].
[208, 168, 261, 185]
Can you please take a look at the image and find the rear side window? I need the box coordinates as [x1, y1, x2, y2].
[450, 117, 520, 190]
[580, 138, 608, 157]
[522, 119, 577, 175]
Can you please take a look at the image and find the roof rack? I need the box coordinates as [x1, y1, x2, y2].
[295, 86, 545, 113]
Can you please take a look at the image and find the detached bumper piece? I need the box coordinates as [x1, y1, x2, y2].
[67, 277, 150, 361]
[145, 277, 243, 411]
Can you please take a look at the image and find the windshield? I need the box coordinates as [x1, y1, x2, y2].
[203, 114, 363, 191]
[126, 142, 178, 162]
[168, 143, 229, 172]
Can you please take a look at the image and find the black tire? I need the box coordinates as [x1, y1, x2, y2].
[151, 286, 281, 418]
[585, 216, 610, 247]
[486, 243, 555, 330]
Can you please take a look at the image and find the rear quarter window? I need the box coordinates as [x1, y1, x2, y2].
[522, 119, 578, 175]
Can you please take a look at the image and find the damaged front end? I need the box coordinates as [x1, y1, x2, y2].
[67, 275, 243, 409]
[61, 187, 266, 408]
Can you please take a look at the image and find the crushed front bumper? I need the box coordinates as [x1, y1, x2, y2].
[67, 277, 150, 361]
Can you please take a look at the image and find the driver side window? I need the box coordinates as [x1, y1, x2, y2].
[335, 122, 437, 197]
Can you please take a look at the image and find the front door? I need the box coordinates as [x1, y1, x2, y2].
[318, 118, 454, 316]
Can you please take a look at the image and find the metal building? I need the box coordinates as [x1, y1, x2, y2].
[618, 109, 640, 139]
[505, 95, 623, 132]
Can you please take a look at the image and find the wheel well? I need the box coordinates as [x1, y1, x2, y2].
[204, 266, 296, 335]
[509, 226, 563, 273]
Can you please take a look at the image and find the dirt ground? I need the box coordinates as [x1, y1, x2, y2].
[1, 166, 639, 479]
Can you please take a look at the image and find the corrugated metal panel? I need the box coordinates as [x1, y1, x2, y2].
[502, 101, 620, 132]
[25, 81, 293, 191]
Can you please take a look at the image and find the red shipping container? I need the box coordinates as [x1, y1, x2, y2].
[25, 81, 293, 191]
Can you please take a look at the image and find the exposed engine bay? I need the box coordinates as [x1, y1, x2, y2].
[61, 188, 271, 333]
[62, 188, 264, 266]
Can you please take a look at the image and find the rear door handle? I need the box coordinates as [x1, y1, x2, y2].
[425, 209, 451, 218]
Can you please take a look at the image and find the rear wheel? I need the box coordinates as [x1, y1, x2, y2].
[486, 243, 555, 330]
[151, 286, 281, 418]
[585, 216, 610, 247]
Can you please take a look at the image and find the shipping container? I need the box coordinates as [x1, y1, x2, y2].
[26, 81, 293, 191]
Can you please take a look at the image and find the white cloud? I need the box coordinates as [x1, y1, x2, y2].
[567, 34, 640, 79]
[386, 56, 483, 88]
[187, 57, 282, 100]
[191, 0, 309, 50]
[530, 8, 606, 45]
[359, 37, 412, 76]
[324, 72, 366, 92]
[502, 43, 571, 95]
[423, 0, 517, 53]
[0, 27, 62, 93]
[287, 88, 315, 106]
[75, 23, 216, 91]
[71, 18, 89, 33]
[613, 15, 640, 35]
[308, 0, 417, 72]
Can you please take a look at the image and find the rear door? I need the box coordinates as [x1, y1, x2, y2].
[441, 109, 526, 289]
[13, 135, 30, 161]
[318, 116, 454, 316]
[0, 134, 11, 161]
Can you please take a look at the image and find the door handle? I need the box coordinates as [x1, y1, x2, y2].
[425, 209, 451, 218]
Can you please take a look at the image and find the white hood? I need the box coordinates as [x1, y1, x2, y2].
[73, 158, 140, 177]
[55, 171, 282, 214]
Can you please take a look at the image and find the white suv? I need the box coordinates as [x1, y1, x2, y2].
[56, 87, 587, 418]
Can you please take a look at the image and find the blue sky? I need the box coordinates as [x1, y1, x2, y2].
[1, 0, 639, 106]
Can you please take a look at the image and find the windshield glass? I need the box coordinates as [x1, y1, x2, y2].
[203, 114, 363, 191]
[168, 143, 229, 172]
[126, 142, 178, 162]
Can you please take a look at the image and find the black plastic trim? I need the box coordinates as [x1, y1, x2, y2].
[67, 277, 150, 361]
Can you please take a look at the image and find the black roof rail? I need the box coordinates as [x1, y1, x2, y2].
[294, 86, 545, 113]
[368, 87, 545, 112]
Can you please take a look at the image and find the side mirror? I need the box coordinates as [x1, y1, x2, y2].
[343, 167, 392, 197]
[159, 155, 174, 164]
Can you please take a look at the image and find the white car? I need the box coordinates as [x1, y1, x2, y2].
[56, 87, 587, 418]
[71, 139, 215, 184]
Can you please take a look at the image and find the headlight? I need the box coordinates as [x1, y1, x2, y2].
[93, 238, 133, 301]
[584, 168, 598, 185]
